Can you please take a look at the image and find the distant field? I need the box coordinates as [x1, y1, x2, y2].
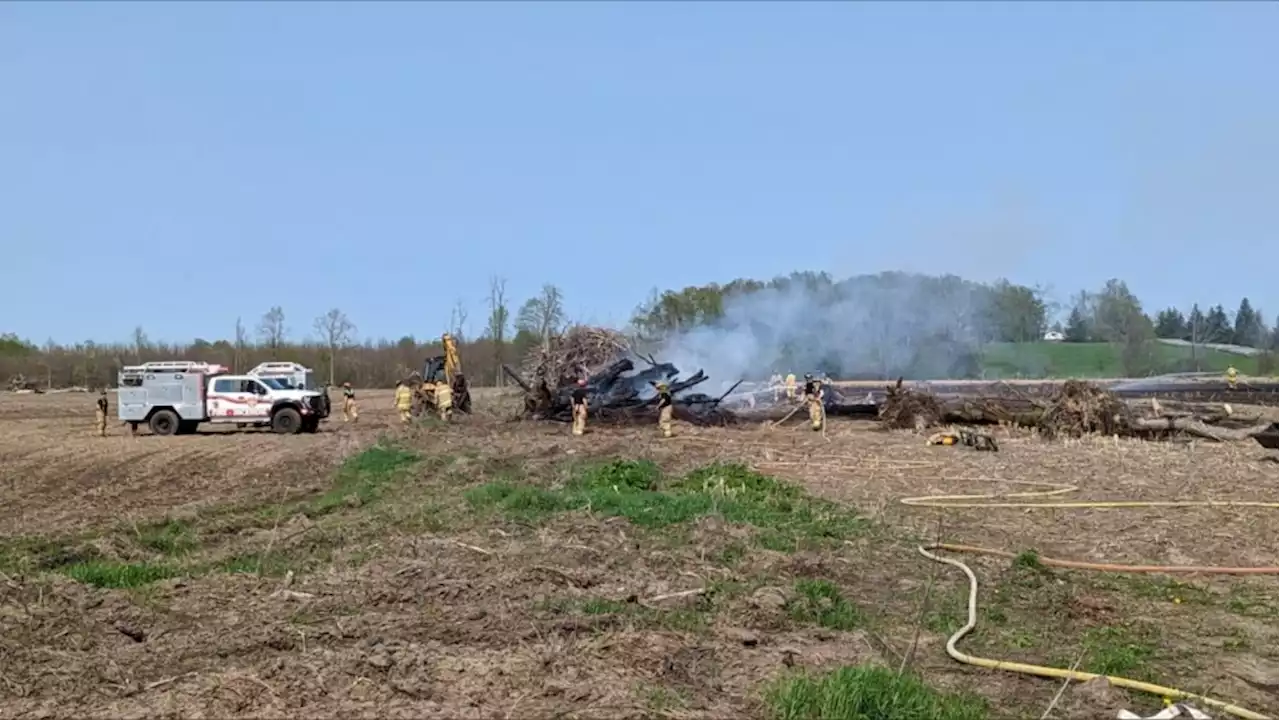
[980, 341, 1270, 379]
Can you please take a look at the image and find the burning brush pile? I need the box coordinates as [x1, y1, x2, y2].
[503, 325, 737, 426]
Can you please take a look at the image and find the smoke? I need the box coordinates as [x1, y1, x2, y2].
[652, 272, 996, 382]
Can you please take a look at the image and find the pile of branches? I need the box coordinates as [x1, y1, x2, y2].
[519, 325, 632, 391]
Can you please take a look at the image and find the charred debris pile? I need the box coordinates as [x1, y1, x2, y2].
[501, 326, 878, 426]
[501, 326, 734, 425]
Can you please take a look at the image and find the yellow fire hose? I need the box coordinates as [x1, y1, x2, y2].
[903, 482, 1280, 720]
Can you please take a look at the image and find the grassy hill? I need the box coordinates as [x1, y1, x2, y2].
[980, 341, 1272, 379]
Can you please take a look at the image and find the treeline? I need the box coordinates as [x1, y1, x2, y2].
[0, 278, 570, 390]
[2, 272, 1276, 388]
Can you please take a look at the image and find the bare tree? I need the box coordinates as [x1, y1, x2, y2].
[258, 306, 287, 358]
[313, 308, 357, 386]
[448, 299, 469, 342]
[486, 276, 510, 386]
[515, 284, 567, 351]
[132, 326, 150, 362]
[234, 317, 248, 372]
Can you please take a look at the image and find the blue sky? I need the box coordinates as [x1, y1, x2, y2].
[2, 1, 1275, 344]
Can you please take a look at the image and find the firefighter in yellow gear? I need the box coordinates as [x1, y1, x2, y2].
[785, 373, 797, 401]
[341, 382, 359, 423]
[655, 381, 674, 438]
[570, 379, 589, 435]
[1226, 365, 1238, 389]
[394, 380, 414, 424]
[95, 389, 109, 437]
[802, 374, 824, 431]
[435, 380, 453, 421]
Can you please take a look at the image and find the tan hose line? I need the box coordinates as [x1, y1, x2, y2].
[902, 480, 1279, 720]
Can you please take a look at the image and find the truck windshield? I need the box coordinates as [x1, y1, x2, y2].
[259, 378, 294, 390]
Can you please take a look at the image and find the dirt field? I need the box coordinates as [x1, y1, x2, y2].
[1, 389, 1277, 719]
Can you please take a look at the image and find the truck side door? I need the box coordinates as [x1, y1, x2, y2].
[239, 379, 272, 419]
[208, 378, 242, 419]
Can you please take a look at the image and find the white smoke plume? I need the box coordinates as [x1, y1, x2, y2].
[649, 272, 997, 383]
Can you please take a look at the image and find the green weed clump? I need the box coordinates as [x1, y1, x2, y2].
[766, 664, 987, 720]
[465, 460, 866, 548]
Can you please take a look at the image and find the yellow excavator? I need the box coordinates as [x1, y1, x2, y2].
[412, 333, 472, 417]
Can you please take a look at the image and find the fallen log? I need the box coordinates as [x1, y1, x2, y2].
[879, 378, 1275, 442]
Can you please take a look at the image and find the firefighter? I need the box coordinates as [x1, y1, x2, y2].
[394, 379, 414, 424]
[1226, 365, 1239, 389]
[656, 381, 674, 438]
[802, 373, 824, 431]
[436, 379, 453, 422]
[768, 372, 783, 401]
[570, 379, 589, 436]
[785, 372, 797, 401]
[94, 389, 109, 437]
[341, 382, 359, 423]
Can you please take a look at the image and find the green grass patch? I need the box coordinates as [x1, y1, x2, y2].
[981, 341, 1260, 379]
[787, 579, 865, 630]
[61, 560, 182, 589]
[766, 664, 987, 720]
[466, 460, 866, 549]
[1075, 626, 1157, 679]
[309, 444, 421, 515]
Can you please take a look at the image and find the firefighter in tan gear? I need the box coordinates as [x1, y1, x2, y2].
[341, 382, 359, 423]
[785, 372, 797, 401]
[802, 373, 824, 431]
[768, 373, 784, 401]
[656, 381, 674, 438]
[95, 389, 109, 437]
[570, 379, 589, 436]
[394, 379, 414, 424]
[435, 379, 453, 421]
[1226, 365, 1238, 389]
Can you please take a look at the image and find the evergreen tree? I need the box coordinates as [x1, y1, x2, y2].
[1204, 305, 1232, 343]
[1153, 307, 1187, 339]
[1063, 306, 1091, 343]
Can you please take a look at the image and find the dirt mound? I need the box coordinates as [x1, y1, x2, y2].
[1037, 379, 1128, 439]
[519, 325, 632, 390]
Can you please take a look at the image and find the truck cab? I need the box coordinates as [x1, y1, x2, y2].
[117, 361, 329, 435]
[248, 361, 332, 416]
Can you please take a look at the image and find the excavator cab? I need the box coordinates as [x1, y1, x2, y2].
[412, 354, 472, 416]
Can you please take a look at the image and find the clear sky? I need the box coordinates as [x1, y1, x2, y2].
[2, 1, 1276, 345]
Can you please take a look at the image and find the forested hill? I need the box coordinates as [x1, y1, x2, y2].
[629, 271, 1050, 379]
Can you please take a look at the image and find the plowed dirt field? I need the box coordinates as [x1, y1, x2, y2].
[1, 389, 1276, 719]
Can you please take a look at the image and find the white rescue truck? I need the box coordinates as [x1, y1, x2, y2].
[117, 361, 330, 435]
[247, 361, 332, 416]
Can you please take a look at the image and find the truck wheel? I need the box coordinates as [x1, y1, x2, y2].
[149, 409, 179, 436]
[271, 407, 302, 435]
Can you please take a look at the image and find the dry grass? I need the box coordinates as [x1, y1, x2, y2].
[0, 389, 1276, 719]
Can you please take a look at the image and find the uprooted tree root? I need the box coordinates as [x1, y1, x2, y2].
[879, 379, 943, 430]
[1036, 379, 1129, 439]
